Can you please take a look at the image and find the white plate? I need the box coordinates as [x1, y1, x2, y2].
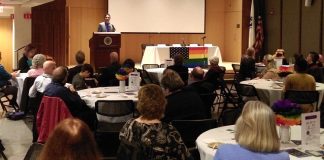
[91, 90, 102, 94]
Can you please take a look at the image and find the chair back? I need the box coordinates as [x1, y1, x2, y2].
[171, 119, 218, 148]
[284, 90, 319, 106]
[138, 69, 155, 85]
[200, 93, 217, 118]
[95, 100, 135, 117]
[85, 78, 97, 88]
[235, 83, 260, 100]
[20, 77, 36, 113]
[231, 64, 240, 74]
[36, 96, 72, 143]
[159, 64, 166, 68]
[255, 65, 266, 75]
[142, 64, 159, 70]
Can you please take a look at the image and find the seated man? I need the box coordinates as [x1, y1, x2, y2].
[72, 64, 94, 91]
[67, 51, 85, 83]
[99, 52, 121, 86]
[184, 66, 215, 94]
[160, 69, 206, 123]
[29, 61, 56, 97]
[167, 54, 189, 85]
[44, 66, 96, 129]
[204, 56, 224, 89]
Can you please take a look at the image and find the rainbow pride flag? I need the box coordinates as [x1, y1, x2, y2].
[170, 47, 208, 68]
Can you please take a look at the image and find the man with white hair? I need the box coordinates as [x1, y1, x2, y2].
[204, 56, 224, 89]
[29, 60, 56, 97]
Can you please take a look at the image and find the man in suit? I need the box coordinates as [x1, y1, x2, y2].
[98, 13, 116, 32]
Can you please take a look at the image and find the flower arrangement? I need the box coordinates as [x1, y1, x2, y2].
[115, 67, 132, 81]
[272, 99, 302, 126]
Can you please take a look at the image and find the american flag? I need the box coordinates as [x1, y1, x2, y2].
[170, 47, 189, 59]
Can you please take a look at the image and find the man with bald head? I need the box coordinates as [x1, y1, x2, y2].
[44, 66, 96, 129]
[99, 51, 121, 86]
[184, 66, 215, 94]
[29, 60, 56, 97]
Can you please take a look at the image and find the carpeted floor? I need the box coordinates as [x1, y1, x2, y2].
[0, 112, 32, 160]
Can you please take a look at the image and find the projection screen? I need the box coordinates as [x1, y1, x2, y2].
[108, 0, 205, 33]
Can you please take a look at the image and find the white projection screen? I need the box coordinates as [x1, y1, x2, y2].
[108, 0, 205, 33]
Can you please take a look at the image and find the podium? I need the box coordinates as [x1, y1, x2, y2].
[89, 32, 121, 70]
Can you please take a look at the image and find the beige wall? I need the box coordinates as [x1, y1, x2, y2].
[67, 0, 243, 65]
[0, 18, 13, 71]
[224, 0, 242, 62]
[14, 6, 32, 68]
[67, 0, 107, 65]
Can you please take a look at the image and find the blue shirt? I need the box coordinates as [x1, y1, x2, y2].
[214, 144, 289, 160]
[0, 65, 12, 87]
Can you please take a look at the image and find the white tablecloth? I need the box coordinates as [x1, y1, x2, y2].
[77, 87, 138, 123]
[10, 73, 28, 106]
[196, 125, 324, 160]
[240, 79, 324, 108]
[141, 46, 222, 66]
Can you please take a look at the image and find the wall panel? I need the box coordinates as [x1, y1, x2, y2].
[265, 0, 281, 54]
[0, 18, 13, 71]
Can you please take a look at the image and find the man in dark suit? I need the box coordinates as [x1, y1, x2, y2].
[184, 66, 215, 94]
[99, 52, 121, 86]
[97, 13, 116, 32]
[67, 50, 85, 83]
[44, 66, 96, 129]
[167, 54, 189, 85]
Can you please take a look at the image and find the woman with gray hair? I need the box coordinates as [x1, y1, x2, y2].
[204, 56, 224, 89]
[27, 54, 46, 77]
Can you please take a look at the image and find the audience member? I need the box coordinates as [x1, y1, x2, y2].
[72, 64, 94, 90]
[18, 44, 36, 73]
[273, 49, 289, 65]
[184, 66, 215, 94]
[118, 84, 191, 159]
[319, 53, 324, 66]
[239, 47, 256, 81]
[214, 101, 289, 160]
[204, 56, 224, 88]
[27, 54, 46, 77]
[0, 51, 18, 108]
[44, 66, 97, 129]
[29, 61, 56, 97]
[167, 54, 189, 85]
[99, 52, 121, 86]
[284, 58, 316, 112]
[306, 51, 324, 82]
[123, 58, 136, 72]
[67, 51, 86, 83]
[38, 118, 100, 160]
[160, 69, 206, 122]
[260, 54, 279, 80]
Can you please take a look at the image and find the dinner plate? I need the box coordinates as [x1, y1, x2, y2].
[95, 94, 107, 98]
[91, 90, 102, 94]
[207, 142, 224, 149]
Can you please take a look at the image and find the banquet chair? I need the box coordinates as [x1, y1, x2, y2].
[255, 65, 266, 75]
[20, 77, 36, 114]
[200, 93, 217, 118]
[230, 64, 240, 92]
[85, 78, 98, 88]
[37, 96, 72, 143]
[159, 64, 166, 68]
[142, 64, 159, 70]
[284, 90, 319, 111]
[138, 69, 158, 85]
[95, 100, 135, 158]
[234, 83, 260, 102]
[0, 139, 6, 160]
[0, 88, 19, 112]
[171, 119, 218, 148]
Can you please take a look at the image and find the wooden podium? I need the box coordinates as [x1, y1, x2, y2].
[89, 32, 121, 70]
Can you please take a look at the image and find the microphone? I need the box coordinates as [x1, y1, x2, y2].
[201, 36, 206, 39]
[181, 38, 186, 46]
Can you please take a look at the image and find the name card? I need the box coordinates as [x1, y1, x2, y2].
[301, 112, 320, 149]
[128, 72, 141, 91]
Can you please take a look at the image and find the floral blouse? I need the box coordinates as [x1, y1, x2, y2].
[119, 119, 191, 160]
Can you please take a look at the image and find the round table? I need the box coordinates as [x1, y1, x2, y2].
[78, 87, 138, 123]
[77, 87, 138, 109]
[10, 73, 28, 106]
[196, 125, 324, 160]
[240, 79, 324, 108]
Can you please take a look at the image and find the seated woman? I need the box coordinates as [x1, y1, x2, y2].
[18, 44, 36, 73]
[260, 54, 279, 80]
[204, 56, 224, 88]
[118, 84, 191, 159]
[0, 51, 18, 108]
[38, 118, 101, 160]
[214, 101, 289, 160]
[160, 69, 206, 122]
[27, 54, 46, 77]
[239, 47, 256, 81]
